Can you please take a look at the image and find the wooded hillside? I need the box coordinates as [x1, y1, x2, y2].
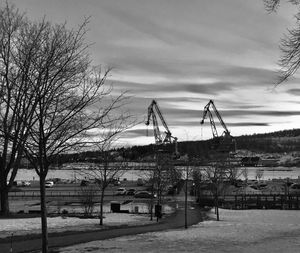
[57, 129, 300, 163]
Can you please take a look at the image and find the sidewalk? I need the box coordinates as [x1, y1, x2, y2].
[0, 202, 205, 253]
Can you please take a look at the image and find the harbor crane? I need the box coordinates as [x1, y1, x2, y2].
[145, 100, 179, 158]
[200, 100, 236, 154]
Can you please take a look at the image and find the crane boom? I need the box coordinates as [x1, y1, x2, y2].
[201, 100, 236, 154]
[145, 100, 179, 157]
[201, 100, 230, 137]
[146, 100, 172, 144]
[210, 100, 230, 136]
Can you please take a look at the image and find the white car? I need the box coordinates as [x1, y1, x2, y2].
[22, 181, 31, 187]
[45, 181, 54, 188]
[115, 187, 126, 195]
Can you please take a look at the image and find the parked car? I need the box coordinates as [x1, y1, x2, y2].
[80, 180, 90, 186]
[137, 178, 144, 186]
[111, 178, 121, 186]
[22, 181, 31, 187]
[115, 187, 126, 195]
[289, 183, 300, 194]
[12, 180, 31, 187]
[126, 188, 136, 196]
[13, 181, 24, 187]
[45, 181, 54, 188]
[166, 185, 176, 195]
[134, 191, 157, 198]
[114, 180, 121, 186]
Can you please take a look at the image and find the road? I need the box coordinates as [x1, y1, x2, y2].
[9, 180, 149, 199]
[8, 180, 181, 213]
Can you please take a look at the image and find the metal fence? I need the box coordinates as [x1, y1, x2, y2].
[198, 194, 300, 210]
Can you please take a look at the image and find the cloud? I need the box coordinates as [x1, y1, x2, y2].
[110, 66, 277, 100]
[124, 128, 154, 138]
[286, 88, 300, 96]
[227, 122, 269, 127]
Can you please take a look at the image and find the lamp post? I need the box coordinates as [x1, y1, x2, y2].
[185, 155, 189, 229]
[10, 232, 13, 253]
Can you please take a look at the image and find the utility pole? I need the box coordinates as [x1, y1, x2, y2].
[185, 156, 189, 229]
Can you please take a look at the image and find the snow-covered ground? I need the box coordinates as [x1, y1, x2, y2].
[0, 213, 155, 239]
[59, 209, 300, 253]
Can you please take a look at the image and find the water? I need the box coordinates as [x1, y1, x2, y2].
[238, 166, 300, 181]
[13, 168, 149, 182]
[12, 165, 300, 182]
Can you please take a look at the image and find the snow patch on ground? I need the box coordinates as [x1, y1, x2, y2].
[0, 213, 154, 238]
[59, 209, 300, 253]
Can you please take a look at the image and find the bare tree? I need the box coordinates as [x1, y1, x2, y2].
[0, 3, 42, 215]
[242, 168, 249, 182]
[263, 0, 300, 83]
[79, 184, 98, 217]
[256, 169, 264, 181]
[14, 16, 129, 253]
[137, 164, 156, 220]
[91, 113, 136, 224]
[154, 150, 182, 220]
[201, 158, 238, 221]
[81, 130, 131, 225]
[138, 151, 182, 221]
[191, 168, 202, 200]
[201, 165, 223, 221]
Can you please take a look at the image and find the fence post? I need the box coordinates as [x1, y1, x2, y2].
[242, 195, 244, 210]
[235, 195, 237, 209]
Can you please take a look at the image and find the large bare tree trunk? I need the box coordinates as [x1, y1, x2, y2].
[40, 176, 48, 253]
[100, 189, 105, 225]
[0, 161, 9, 215]
[0, 186, 9, 216]
[215, 187, 220, 221]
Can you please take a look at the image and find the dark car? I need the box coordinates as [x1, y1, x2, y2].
[126, 188, 136, 195]
[134, 191, 157, 198]
[289, 183, 300, 194]
[80, 180, 89, 187]
[137, 178, 144, 186]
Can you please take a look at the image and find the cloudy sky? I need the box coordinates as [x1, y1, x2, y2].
[10, 0, 300, 147]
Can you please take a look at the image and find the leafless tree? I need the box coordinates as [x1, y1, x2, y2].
[84, 146, 127, 225]
[136, 164, 157, 220]
[201, 165, 223, 221]
[263, 0, 300, 83]
[80, 127, 132, 225]
[191, 168, 202, 200]
[0, 3, 42, 215]
[79, 184, 98, 217]
[11, 15, 129, 253]
[201, 158, 238, 221]
[154, 150, 182, 221]
[256, 169, 264, 181]
[242, 168, 249, 182]
[137, 151, 182, 221]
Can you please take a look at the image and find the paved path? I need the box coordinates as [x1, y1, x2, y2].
[0, 202, 204, 253]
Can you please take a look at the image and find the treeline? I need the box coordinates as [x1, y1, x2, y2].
[236, 129, 300, 153]
[113, 128, 300, 159]
[55, 128, 300, 163]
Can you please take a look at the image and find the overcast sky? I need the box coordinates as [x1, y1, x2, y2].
[10, 0, 300, 147]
